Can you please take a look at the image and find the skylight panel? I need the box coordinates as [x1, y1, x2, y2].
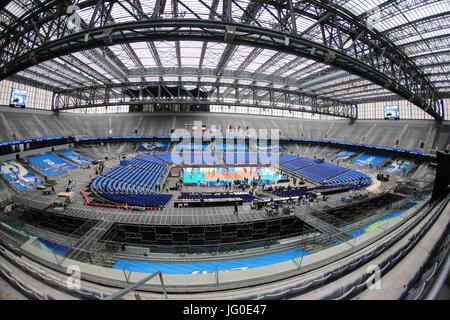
[256, 4, 278, 29]
[108, 45, 136, 69]
[226, 46, 255, 71]
[295, 15, 319, 35]
[394, 28, 450, 46]
[164, 76, 179, 82]
[5, 1, 26, 18]
[78, 6, 95, 25]
[180, 41, 202, 67]
[155, 41, 177, 68]
[340, 0, 385, 16]
[178, 0, 212, 18]
[201, 76, 217, 83]
[145, 76, 160, 82]
[202, 43, 227, 68]
[244, 49, 277, 72]
[109, 2, 135, 23]
[138, 0, 157, 16]
[139, 57, 157, 68]
[182, 76, 198, 82]
[264, 54, 297, 74]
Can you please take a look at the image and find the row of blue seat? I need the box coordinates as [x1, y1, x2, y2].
[98, 191, 172, 207]
[91, 154, 172, 207]
[280, 157, 315, 171]
[178, 193, 258, 202]
[323, 170, 372, 188]
[279, 154, 300, 164]
[133, 154, 166, 165]
[93, 176, 161, 194]
[127, 159, 165, 172]
[296, 162, 349, 182]
[154, 153, 181, 165]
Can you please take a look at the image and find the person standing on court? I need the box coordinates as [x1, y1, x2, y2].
[234, 201, 238, 215]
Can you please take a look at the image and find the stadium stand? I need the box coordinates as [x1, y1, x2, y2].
[323, 170, 372, 189]
[224, 152, 258, 165]
[280, 157, 315, 171]
[178, 192, 258, 203]
[258, 152, 281, 165]
[295, 162, 349, 182]
[279, 154, 300, 164]
[92, 154, 171, 207]
[154, 152, 181, 165]
[182, 152, 222, 165]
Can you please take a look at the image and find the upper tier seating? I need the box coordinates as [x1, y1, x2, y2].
[183, 152, 222, 165]
[0, 110, 443, 153]
[224, 152, 258, 165]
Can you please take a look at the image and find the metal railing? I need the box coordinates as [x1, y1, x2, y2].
[103, 270, 167, 300]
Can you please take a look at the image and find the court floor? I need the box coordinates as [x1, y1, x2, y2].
[182, 166, 285, 186]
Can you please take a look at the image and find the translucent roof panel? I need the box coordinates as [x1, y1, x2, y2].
[155, 41, 178, 68]
[180, 41, 203, 67]
[129, 43, 157, 68]
[244, 49, 278, 73]
[202, 42, 227, 69]
[264, 54, 298, 74]
[1, 0, 448, 106]
[226, 46, 257, 71]
[109, 45, 137, 69]
[4, 1, 28, 18]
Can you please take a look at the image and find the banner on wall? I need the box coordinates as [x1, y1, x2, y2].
[137, 142, 169, 151]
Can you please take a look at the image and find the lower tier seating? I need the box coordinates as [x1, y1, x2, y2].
[98, 192, 172, 207]
[295, 162, 349, 182]
[91, 154, 171, 207]
[178, 192, 258, 202]
[323, 170, 372, 188]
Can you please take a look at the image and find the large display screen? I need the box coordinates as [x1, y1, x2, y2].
[384, 105, 399, 119]
[10, 88, 27, 107]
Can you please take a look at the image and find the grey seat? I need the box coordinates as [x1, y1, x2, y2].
[405, 281, 426, 300]
[334, 286, 356, 300]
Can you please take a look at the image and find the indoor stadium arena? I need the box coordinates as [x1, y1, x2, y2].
[0, 0, 449, 304]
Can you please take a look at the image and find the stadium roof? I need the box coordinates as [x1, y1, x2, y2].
[0, 0, 448, 119]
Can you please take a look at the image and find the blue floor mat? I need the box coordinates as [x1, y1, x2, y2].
[112, 248, 309, 274]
